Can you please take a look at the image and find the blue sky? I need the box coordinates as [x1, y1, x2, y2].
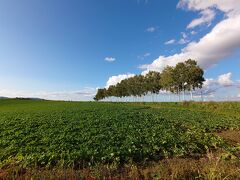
[0, 0, 239, 101]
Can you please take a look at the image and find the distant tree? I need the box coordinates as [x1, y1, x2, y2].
[107, 85, 117, 101]
[160, 66, 174, 100]
[144, 71, 162, 101]
[94, 88, 107, 101]
[160, 66, 174, 92]
[172, 62, 188, 101]
[94, 59, 205, 102]
[184, 59, 205, 100]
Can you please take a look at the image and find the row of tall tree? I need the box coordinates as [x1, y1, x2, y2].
[94, 59, 205, 101]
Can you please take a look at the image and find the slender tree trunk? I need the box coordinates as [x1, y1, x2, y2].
[182, 83, 185, 101]
[201, 91, 203, 102]
[152, 93, 154, 102]
[178, 87, 180, 102]
[190, 85, 193, 101]
[183, 90, 185, 101]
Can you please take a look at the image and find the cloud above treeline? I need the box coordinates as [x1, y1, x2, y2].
[105, 1, 240, 98]
[140, 0, 240, 74]
[195, 72, 239, 97]
[106, 73, 135, 88]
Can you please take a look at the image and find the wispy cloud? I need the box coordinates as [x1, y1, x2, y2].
[137, 0, 149, 4]
[187, 9, 216, 29]
[178, 32, 189, 44]
[138, 52, 151, 60]
[0, 87, 97, 101]
[146, 27, 157, 33]
[178, 38, 188, 44]
[165, 39, 175, 45]
[191, 31, 197, 35]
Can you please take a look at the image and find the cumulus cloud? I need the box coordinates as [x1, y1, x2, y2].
[140, 1, 240, 72]
[105, 57, 116, 62]
[194, 72, 235, 97]
[177, 0, 240, 17]
[146, 27, 157, 32]
[218, 72, 234, 87]
[140, 10, 240, 73]
[106, 0, 240, 98]
[165, 39, 175, 45]
[106, 73, 135, 88]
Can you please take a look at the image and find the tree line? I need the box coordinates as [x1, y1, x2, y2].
[94, 59, 205, 102]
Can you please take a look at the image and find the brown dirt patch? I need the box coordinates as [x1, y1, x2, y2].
[0, 170, 8, 178]
[2, 155, 240, 179]
[216, 129, 240, 145]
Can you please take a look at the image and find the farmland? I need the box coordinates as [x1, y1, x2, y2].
[0, 99, 240, 178]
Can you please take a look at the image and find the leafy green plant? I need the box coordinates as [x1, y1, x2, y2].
[0, 99, 239, 169]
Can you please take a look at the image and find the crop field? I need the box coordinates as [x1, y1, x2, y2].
[0, 99, 240, 178]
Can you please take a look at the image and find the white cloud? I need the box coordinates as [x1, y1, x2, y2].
[0, 87, 97, 101]
[148, 1, 240, 72]
[178, 32, 189, 44]
[203, 72, 234, 90]
[165, 39, 175, 45]
[194, 72, 236, 96]
[106, 73, 135, 88]
[191, 31, 197, 35]
[178, 38, 188, 44]
[187, 9, 215, 29]
[106, 0, 240, 97]
[144, 52, 151, 57]
[105, 57, 116, 62]
[146, 27, 157, 32]
[138, 52, 151, 60]
[218, 72, 234, 87]
[237, 80, 240, 88]
[140, 14, 240, 73]
[181, 32, 187, 39]
[203, 78, 218, 89]
[177, 0, 240, 17]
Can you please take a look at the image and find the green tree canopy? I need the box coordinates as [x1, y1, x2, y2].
[94, 59, 205, 101]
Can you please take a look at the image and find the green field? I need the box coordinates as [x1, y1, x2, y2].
[0, 99, 240, 178]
